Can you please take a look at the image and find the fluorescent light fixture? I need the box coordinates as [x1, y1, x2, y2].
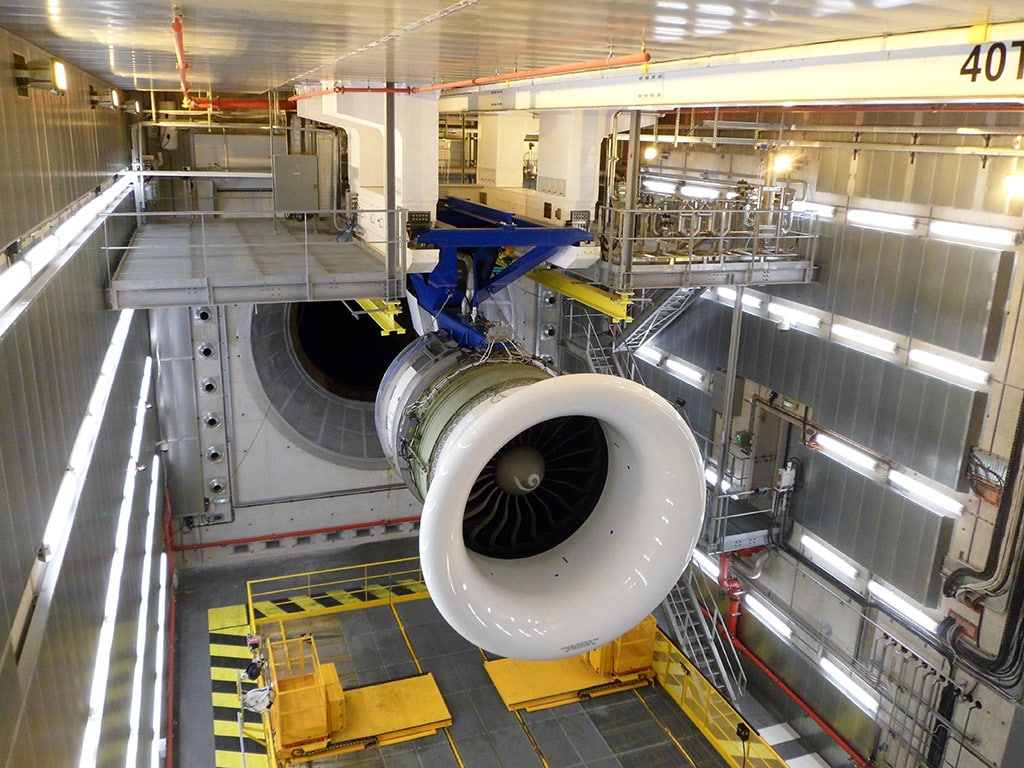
[717, 286, 762, 308]
[792, 200, 836, 219]
[0, 262, 32, 310]
[653, 26, 686, 40]
[2, 175, 133, 316]
[846, 208, 916, 232]
[888, 469, 963, 516]
[126, 454, 161, 766]
[768, 301, 822, 329]
[635, 344, 663, 366]
[820, 656, 879, 714]
[867, 579, 939, 633]
[745, 594, 792, 639]
[657, 0, 691, 8]
[812, 432, 877, 472]
[832, 323, 897, 354]
[79, 357, 153, 768]
[928, 219, 1020, 249]
[642, 178, 678, 195]
[152, 552, 168, 768]
[664, 355, 704, 384]
[691, 549, 719, 580]
[907, 348, 989, 386]
[677, 182, 724, 200]
[654, 14, 688, 24]
[800, 534, 858, 579]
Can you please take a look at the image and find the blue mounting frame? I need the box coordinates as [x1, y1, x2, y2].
[409, 197, 593, 346]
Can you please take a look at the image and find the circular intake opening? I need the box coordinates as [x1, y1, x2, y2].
[248, 301, 410, 468]
[464, 415, 608, 559]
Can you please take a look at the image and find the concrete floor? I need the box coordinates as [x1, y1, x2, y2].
[172, 534, 793, 767]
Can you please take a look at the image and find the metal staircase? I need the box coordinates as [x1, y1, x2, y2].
[662, 566, 747, 703]
[614, 287, 705, 355]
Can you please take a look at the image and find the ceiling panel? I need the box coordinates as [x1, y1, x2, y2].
[0, 1, 1019, 96]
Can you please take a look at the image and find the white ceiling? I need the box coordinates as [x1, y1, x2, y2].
[0, 1, 1020, 96]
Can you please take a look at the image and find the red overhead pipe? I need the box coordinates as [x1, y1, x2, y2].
[170, 14, 192, 108]
[288, 85, 415, 102]
[413, 49, 651, 93]
[189, 96, 296, 111]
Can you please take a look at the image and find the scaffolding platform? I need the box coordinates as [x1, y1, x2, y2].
[107, 216, 405, 308]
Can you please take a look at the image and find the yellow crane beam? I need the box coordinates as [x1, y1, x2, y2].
[527, 268, 633, 323]
[355, 299, 407, 336]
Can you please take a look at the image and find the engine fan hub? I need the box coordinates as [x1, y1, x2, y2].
[494, 445, 545, 495]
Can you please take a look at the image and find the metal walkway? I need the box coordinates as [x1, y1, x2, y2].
[107, 215, 403, 308]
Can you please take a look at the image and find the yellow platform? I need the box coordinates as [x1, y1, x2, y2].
[283, 673, 452, 761]
[485, 655, 651, 712]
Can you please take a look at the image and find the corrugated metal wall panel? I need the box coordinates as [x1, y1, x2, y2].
[0, 28, 127, 251]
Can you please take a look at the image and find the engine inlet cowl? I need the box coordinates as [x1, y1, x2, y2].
[376, 332, 705, 660]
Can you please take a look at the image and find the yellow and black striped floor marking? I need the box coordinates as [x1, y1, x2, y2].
[208, 604, 270, 768]
[250, 579, 428, 622]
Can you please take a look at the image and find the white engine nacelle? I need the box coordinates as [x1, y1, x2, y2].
[376, 333, 705, 660]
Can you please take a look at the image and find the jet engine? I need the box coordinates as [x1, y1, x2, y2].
[376, 332, 705, 660]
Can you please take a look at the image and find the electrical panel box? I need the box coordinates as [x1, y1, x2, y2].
[272, 154, 318, 213]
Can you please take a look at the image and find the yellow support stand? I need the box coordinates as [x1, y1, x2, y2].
[484, 616, 656, 712]
[263, 633, 451, 766]
[527, 267, 633, 323]
[355, 298, 406, 335]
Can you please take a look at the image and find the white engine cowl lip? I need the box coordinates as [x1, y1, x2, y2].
[420, 373, 705, 660]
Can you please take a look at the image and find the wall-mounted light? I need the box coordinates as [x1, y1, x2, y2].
[89, 85, 121, 110]
[820, 656, 879, 715]
[717, 286, 762, 309]
[907, 348, 989, 387]
[642, 178, 678, 195]
[745, 594, 793, 639]
[1004, 173, 1024, 198]
[643, 145, 660, 161]
[927, 219, 1021, 249]
[831, 323, 897, 354]
[810, 432, 878, 472]
[800, 533, 858, 579]
[867, 579, 939, 633]
[846, 208, 916, 233]
[767, 301, 822, 329]
[13, 53, 67, 95]
[887, 468, 964, 517]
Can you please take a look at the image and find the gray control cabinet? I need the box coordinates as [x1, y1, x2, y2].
[272, 154, 318, 213]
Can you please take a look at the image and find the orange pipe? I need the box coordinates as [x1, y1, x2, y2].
[189, 97, 296, 111]
[288, 85, 415, 102]
[718, 553, 743, 637]
[412, 49, 651, 93]
[171, 15, 192, 107]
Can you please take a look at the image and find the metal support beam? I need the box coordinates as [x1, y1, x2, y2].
[355, 299, 407, 335]
[528, 268, 633, 323]
[618, 111, 641, 294]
